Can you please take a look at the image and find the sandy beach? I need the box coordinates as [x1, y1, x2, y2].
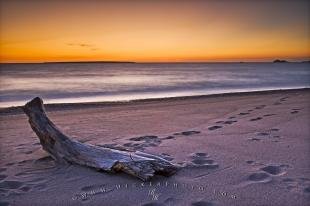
[0, 89, 309, 206]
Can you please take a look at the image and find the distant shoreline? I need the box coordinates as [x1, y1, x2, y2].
[0, 60, 309, 64]
[43, 61, 136, 64]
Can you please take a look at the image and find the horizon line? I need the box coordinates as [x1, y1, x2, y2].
[1, 59, 310, 64]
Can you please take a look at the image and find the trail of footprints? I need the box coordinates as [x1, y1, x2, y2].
[273, 97, 303, 115]
[97, 130, 201, 152]
[207, 95, 303, 131]
[1, 95, 305, 205]
[207, 104, 269, 131]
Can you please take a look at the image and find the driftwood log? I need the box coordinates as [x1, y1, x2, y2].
[23, 97, 178, 181]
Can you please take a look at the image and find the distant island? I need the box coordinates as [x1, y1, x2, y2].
[43, 61, 136, 64]
[272, 59, 310, 63]
[273, 59, 288, 63]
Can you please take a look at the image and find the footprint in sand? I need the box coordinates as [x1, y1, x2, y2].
[223, 120, 237, 125]
[263, 114, 276, 117]
[191, 201, 216, 206]
[174, 131, 201, 136]
[188, 153, 219, 169]
[208, 126, 222, 131]
[239, 112, 250, 116]
[250, 117, 262, 121]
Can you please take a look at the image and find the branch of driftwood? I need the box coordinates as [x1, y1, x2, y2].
[23, 97, 178, 181]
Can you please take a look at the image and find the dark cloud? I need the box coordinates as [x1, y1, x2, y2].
[67, 43, 92, 47]
[66, 43, 98, 51]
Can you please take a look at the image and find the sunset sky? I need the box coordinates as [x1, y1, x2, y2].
[0, 0, 309, 63]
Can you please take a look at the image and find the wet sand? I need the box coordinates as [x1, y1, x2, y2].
[0, 89, 309, 206]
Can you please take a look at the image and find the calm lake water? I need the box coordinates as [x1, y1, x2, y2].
[0, 62, 309, 107]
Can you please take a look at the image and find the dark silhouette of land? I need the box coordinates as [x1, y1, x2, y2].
[273, 59, 288, 63]
[43, 61, 136, 64]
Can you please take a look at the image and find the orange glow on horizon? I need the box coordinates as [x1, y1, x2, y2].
[0, 0, 309, 63]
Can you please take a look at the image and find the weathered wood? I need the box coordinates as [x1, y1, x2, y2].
[23, 97, 178, 181]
